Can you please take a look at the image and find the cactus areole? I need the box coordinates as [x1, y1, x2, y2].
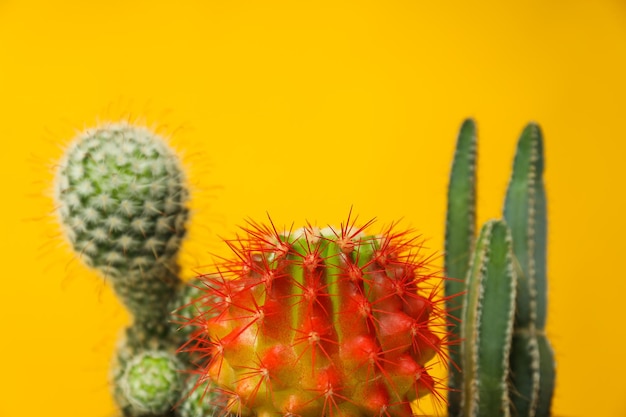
[183, 217, 450, 417]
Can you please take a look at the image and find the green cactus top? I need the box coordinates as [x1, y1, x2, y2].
[54, 122, 190, 278]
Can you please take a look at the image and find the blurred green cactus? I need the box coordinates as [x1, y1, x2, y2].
[54, 122, 192, 417]
[54, 122, 189, 324]
[445, 120, 556, 417]
[113, 349, 184, 416]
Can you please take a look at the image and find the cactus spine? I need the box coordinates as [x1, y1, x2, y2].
[183, 220, 450, 417]
[445, 120, 556, 416]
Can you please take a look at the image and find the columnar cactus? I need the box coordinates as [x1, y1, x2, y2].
[503, 124, 555, 417]
[444, 120, 556, 417]
[459, 220, 516, 417]
[182, 219, 451, 417]
[444, 119, 477, 417]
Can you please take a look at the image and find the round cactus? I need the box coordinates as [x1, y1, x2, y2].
[53, 122, 190, 318]
[185, 219, 450, 417]
[113, 349, 184, 416]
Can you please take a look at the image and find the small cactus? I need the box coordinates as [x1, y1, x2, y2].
[113, 348, 184, 416]
[444, 120, 556, 417]
[183, 218, 451, 416]
[53, 121, 192, 417]
[53, 121, 189, 321]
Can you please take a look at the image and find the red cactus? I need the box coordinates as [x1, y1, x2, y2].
[183, 216, 452, 416]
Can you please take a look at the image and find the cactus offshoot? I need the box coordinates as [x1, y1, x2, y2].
[182, 218, 452, 417]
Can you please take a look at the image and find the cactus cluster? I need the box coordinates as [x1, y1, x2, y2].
[444, 120, 556, 417]
[181, 219, 450, 417]
[52, 118, 557, 417]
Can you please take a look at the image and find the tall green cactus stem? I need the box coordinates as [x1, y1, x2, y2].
[444, 118, 477, 416]
[503, 123, 555, 416]
[184, 220, 450, 417]
[460, 220, 517, 417]
[53, 122, 190, 322]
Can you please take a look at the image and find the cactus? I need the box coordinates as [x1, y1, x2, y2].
[182, 219, 451, 417]
[444, 119, 477, 417]
[444, 120, 556, 416]
[503, 123, 555, 416]
[460, 220, 516, 417]
[113, 348, 184, 416]
[53, 121, 189, 322]
[53, 121, 192, 417]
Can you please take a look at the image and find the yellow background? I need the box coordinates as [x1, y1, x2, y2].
[1, 1, 625, 416]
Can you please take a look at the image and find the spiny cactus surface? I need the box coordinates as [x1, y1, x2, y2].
[183, 218, 452, 417]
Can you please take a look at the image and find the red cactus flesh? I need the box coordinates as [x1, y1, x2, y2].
[183, 217, 452, 417]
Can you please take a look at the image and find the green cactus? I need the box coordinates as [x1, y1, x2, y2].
[182, 220, 449, 416]
[503, 123, 555, 416]
[113, 348, 184, 416]
[53, 121, 189, 321]
[445, 120, 556, 417]
[54, 121, 192, 417]
[444, 118, 477, 417]
[460, 220, 516, 417]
